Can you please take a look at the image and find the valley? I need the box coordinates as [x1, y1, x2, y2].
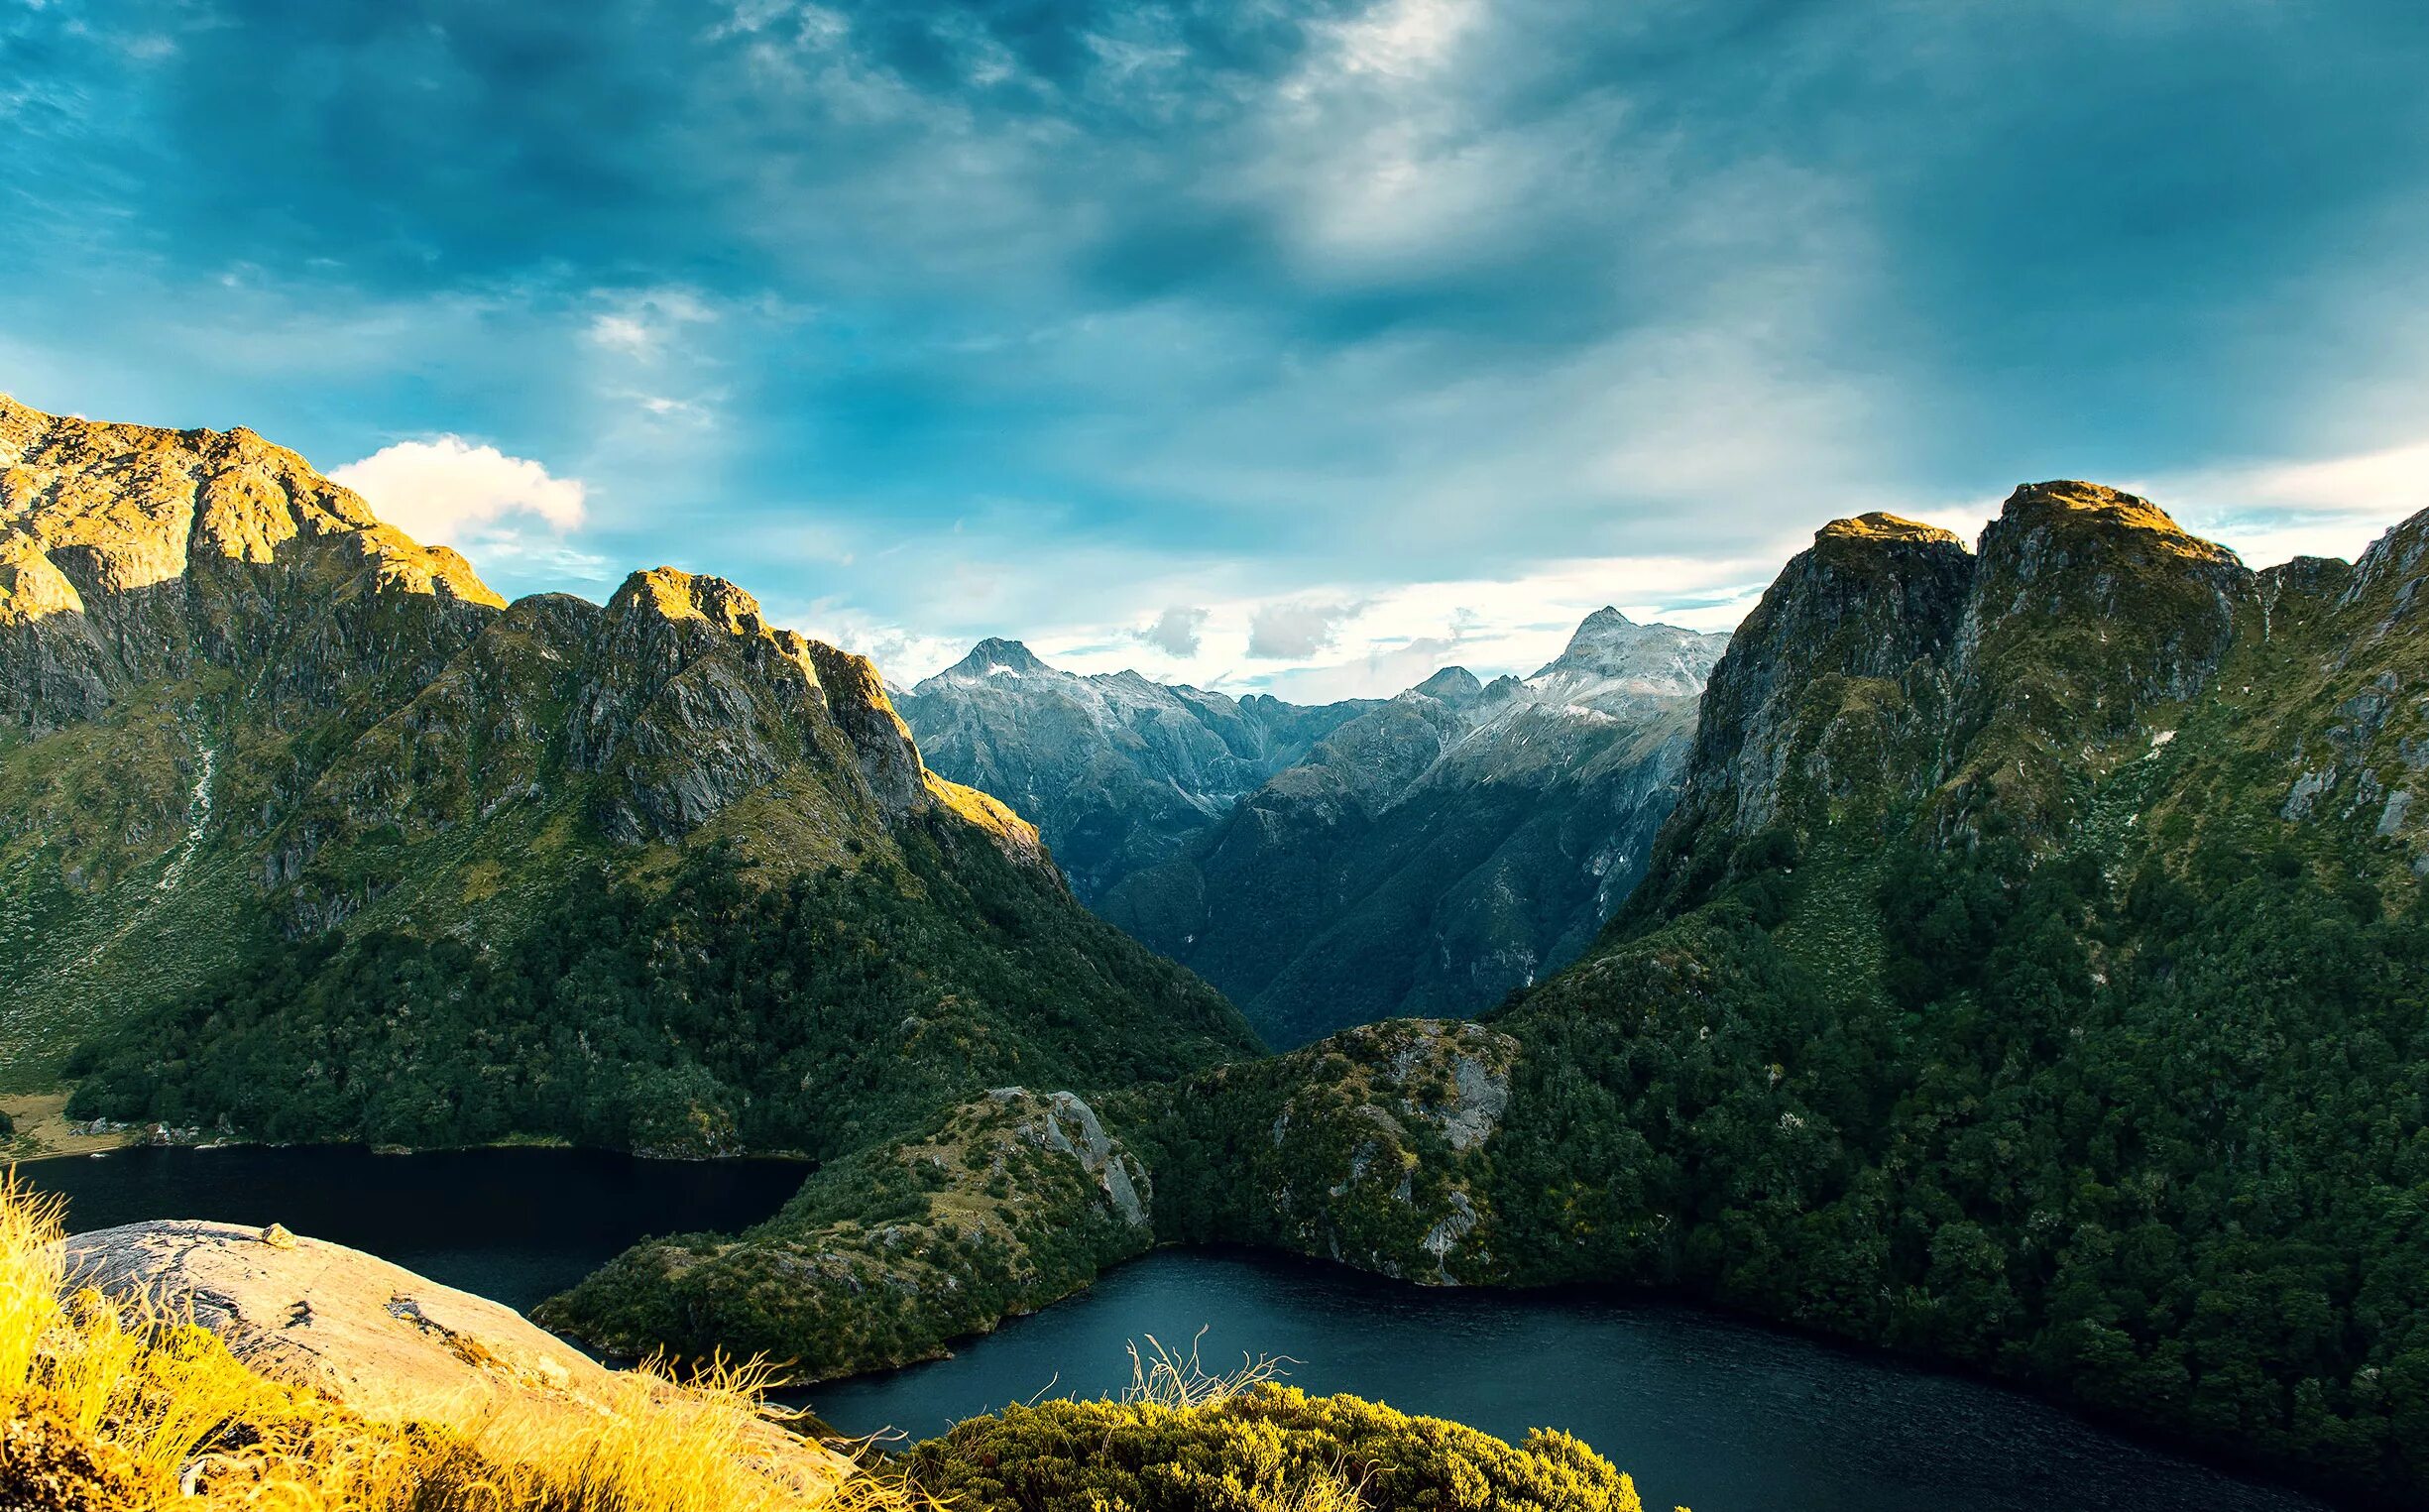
[7, 398, 2426, 1509]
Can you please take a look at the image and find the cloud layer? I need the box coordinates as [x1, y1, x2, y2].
[5, 1, 2428, 695]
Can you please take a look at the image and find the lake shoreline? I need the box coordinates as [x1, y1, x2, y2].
[15, 1141, 2374, 1512]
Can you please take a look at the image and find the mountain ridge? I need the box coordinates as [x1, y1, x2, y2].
[4, 396, 1253, 1154]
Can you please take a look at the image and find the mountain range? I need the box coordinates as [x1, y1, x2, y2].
[901, 611, 1726, 1045]
[891, 640, 1373, 899]
[566, 482, 2429, 1507]
[13, 394, 2427, 1507]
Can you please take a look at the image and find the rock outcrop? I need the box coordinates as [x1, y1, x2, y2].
[1150, 1018, 1519, 1284]
[60, 1218, 858, 1494]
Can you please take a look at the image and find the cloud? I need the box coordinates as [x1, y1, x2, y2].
[330, 437, 586, 548]
[1248, 601, 1359, 659]
[585, 288, 718, 361]
[1137, 605, 1209, 656]
[9, 0, 2429, 676]
[2148, 439, 2429, 565]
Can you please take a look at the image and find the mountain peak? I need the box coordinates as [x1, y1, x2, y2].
[1531, 605, 1727, 692]
[1815, 513, 1964, 548]
[608, 567, 765, 635]
[945, 638, 1053, 679]
[1997, 481, 2237, 564]
[1411, 666, 1483, 704]
[1543, 606, 1665, 669]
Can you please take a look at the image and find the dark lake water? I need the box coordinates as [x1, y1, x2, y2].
[19, 1148, 2337, 1512]
[813, 1248, 2335, 1512]
[16, 1143, 812, 1312]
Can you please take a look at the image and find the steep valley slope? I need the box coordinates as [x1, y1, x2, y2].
[1, 396, 1257, 1155]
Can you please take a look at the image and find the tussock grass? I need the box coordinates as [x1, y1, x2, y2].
[1119, 1327, 1294, 1410]
[0, 1175, 925, 1511]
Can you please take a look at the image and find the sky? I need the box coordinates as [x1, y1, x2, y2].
[5, 1, 2428, 699]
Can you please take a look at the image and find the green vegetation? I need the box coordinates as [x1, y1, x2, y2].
[903, 1338, 1662, 1512]
[909, 1385, 1652, 1512]
[66, 833, 1252, 1157]
[537, 1088, 1157, 1378]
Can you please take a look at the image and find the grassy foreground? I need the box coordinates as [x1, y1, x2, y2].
[0, 1176, 906, 1512]
[0, 1177, 1672, 1510]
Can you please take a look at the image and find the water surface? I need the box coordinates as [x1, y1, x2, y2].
[19, 1143, 811, 1312]
[18, 1148, 2339, 1512]
[811, 1246, 2334, 1512]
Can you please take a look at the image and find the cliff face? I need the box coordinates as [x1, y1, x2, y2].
[6, 397, 1235, 1132]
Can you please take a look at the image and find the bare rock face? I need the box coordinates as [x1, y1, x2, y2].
[61, 1219, 857, 1488]
[0, 397, 501, 733]
[66, 1219, 627, 1419]
[1670, 512, 1975, 862]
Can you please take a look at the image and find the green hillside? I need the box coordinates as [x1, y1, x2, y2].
[1, 396, 1255, 1153]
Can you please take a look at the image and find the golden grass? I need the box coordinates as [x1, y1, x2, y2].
[0, 1175, 929, 1511]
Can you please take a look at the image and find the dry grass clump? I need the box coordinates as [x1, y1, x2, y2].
[0, 1175, 921, 1511]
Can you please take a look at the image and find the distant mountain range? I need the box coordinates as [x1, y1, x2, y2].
[901, 611, 1727, 1045]
[892, 640, 1375, 900]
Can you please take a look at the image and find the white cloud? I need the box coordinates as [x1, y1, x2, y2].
[1248, 600, 1360, 659]
[330, 436, 586, 548]
[1137, 605, 1208, 656]
[584, 287, 719, 360]
[2150, 439, 2429, 565]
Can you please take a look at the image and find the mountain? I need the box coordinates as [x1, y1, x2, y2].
[893, 640, 1373, 898]
[1151, 484, 2429, 1504]
[1098, 610, 1727, 1045]
[546, 479, 2429, 1504]
[0, 396, 1256, 1149]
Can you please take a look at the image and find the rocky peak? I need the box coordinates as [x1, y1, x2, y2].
[1993, 480, 2235, 561]
[2340, 505, 2429, 616]
[1411, 665, 1483, 705]
[1953, 480, 2253, 759]
[942, 637, 1052, 679]
[607, 566, 767, 638]
[1, 395, 502, 730]
[1815, 512, 1965, 549]
[1653, 505, 1975, 868]
[1533, 606, 1727, 696]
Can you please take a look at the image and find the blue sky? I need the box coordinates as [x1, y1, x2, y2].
[6, 0, 2428, 697]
